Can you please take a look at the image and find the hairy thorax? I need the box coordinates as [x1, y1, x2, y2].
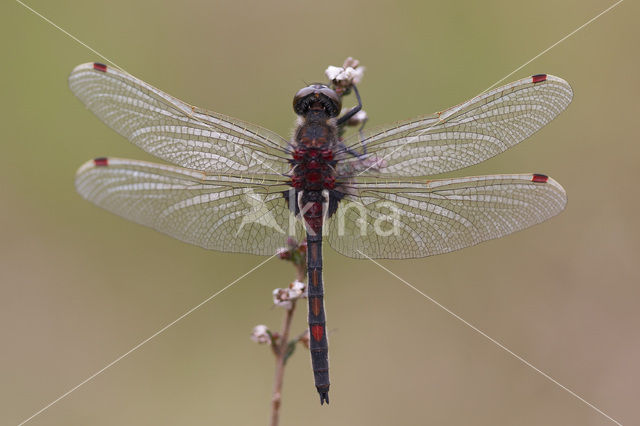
[290, 115, 338, 193]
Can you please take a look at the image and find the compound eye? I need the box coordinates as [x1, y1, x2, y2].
[292, 85, 342, 117]
[317, 86, 341, 117]
[292, 86, 315, 114]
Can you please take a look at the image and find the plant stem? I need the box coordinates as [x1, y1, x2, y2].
[270, 264, 305, 426]
[270, 299, 296, 426]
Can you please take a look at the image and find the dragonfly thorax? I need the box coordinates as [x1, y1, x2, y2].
[291, 90, 340, 192]
[290, 145, 336, 191]
[286, 82, 346, 223]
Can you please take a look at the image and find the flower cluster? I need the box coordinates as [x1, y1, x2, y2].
[325, 57, 365, 95]
[251, 238, 308, 347]
[272, 280, 306, 310]
[250, 324, 272, 345]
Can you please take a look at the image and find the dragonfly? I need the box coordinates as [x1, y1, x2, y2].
[70, 61, 572, 405]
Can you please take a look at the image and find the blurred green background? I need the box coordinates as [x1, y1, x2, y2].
[2, 0, 637, 425]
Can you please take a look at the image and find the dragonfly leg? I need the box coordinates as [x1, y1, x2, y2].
[336, 84, 369, 156]
[357, 114, 369, 155]
[336, 84, 362, 126]
[340, 143, 365, 158]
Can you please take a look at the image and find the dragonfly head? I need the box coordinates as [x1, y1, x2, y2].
[293, 84, 341, 118]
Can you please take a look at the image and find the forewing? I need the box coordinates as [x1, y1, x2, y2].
[69, 63, 290, 175]
[75, 158, 304, 255]
[338, 75, 572, 177]
[327, 174, 566, 259]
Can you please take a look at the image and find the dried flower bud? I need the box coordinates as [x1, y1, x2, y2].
[288, 280, 306, 299]
[346, 109, 368, 126]
[325, 57, 365, 90]
[325, 65, 343, 82]
[347, 66, 364, 85]
[250, 324, 271, 344]
[325, 66, 364, 86]
[299, 329, 310, 349]
[276, 247, 291, 259]
[273, 280, 307, 309]
[343, 57, 360, 69]
[273, 288, 293, 309]
[288, 240, 297, 250]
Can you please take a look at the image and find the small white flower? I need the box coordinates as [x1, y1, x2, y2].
[273, 288, 292, 309]
[325, 65, 343, 81]
[344, 66, 364, 85]
[325, 66, 357, 85]
[276, 246, 290, 259]
[342, 57, 360, 69]
[250, 324, 271, 344]
[273, 280, 307, 309]
[346, 109, 368, 126]
[299, 329, 310, 349]
[288, 280, 306, 299]
[325, 58, 365, 87]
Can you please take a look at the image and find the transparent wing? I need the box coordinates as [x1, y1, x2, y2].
[75, 158, 304, 255]
[337, 75, 572, 177]
[327, 174, 566, 259]
[69, 63, 291, 175]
